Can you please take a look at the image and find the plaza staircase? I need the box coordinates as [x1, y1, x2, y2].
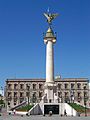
[63, 103, 77, 116]
[27, 95, 47, 115]
[9, 101, 27, 112]
[27, 103, 40, 115]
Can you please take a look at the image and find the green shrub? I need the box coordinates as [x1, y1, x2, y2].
[16, 104, 34, 112]
[69, 103, 89, 113]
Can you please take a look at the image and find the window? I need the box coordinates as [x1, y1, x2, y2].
[77, 83, 81, 89]
[39, 84, 42, 89]
[14, 92, 17, 97]
[77, 92, 81, 97]
[84, 92, 87, 97]
[39, 92, 42, 98]
[32, 92, 37, 103]
[65, 92, 68, 97]
[8, 84, 12, 89]
[33, 84, 36, 90]
[65, 84, 68, 89]
[20, 98, 24, 103]
[71, 84, 74, 89]
[20, 84, 24, 89]
[14, 84, 18, 89]
[64, 92, 69, 103]
[83, 86, 87, 89]
[26, 92, 29, 97]
[58, 92, 62, 97]
[77, 92, 82, 100]
[58, 84, 61, 89]
[49, 99, 51, 103]
[8, 92, 11, 97]
[20, 92, 24, 97]
[14, 98, 17, 102]
[33, 92, 36, 97]
[26, 84, 30, 90]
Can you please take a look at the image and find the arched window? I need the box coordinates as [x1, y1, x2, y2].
[64, 83, 68, 89]
[58, 84, 61, 89]
[77, 83, 81, 89]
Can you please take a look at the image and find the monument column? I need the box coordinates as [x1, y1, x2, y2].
[44, 27, 56, 84]
[43, 12, 58, 103]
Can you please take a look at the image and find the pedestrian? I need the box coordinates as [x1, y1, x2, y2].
[64, 109, 67, 116]
[13, 109, 16, 115]
[0, 106, 2, 112]
[49, 111, 52, 116]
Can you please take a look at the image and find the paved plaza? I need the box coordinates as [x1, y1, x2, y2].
[0, 114, 90, 120]
[0, 108, 90, 120]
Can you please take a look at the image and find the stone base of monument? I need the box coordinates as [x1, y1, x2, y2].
[39, 102, 77, 116]
[44, 82, 58, 103]
[44, 104, 59, 114]
[35, 82, 77, 116]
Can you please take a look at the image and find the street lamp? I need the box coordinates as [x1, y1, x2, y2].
[84, 86, 87, 117]
[72, 96, 74, 103]
[70, 90, 74, 103]
[70, 89, 74, 116]
[27, 85, 30, 111]
[60, 96, 62, 116]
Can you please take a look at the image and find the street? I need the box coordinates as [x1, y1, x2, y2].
[0, 114, 90, 120]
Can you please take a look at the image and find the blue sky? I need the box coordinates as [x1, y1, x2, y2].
[0, 0, 90, 88]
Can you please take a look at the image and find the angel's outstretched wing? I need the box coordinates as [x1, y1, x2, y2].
[44, 13, 49, 19]
[51, 14, 58, 19]
[44, 13, 58, 24]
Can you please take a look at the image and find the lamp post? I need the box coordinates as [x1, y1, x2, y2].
[84, 86, 87, 117]
[70, 89, 74, 116]
[60, 96, 62, 116]
[27, 85, 30, 111]
[32, 95, 36, 115]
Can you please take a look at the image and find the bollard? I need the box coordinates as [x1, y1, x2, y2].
[26, 113, 29, 116]
[43, 114, 45, 116]
[21, 115, 23, 117]
[9, 112, 11, 115]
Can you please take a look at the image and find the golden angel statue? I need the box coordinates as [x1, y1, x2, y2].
[44, 12, 58, 25]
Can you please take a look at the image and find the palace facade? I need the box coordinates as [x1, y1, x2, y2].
[5, 77, 89, 109]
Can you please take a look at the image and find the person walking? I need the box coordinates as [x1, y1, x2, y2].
[64, 109, 67, 116]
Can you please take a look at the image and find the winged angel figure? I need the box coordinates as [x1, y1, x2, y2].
[44, 13, 58, 25]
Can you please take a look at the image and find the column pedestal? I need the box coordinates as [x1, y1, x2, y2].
[44, 82, 58, 103]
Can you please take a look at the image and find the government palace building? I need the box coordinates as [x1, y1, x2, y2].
[5, 77, 90, 109]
